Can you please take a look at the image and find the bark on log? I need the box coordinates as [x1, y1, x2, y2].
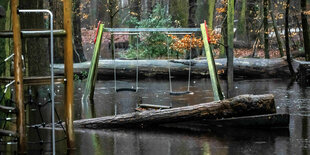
[54, 58, 292, 78]
[73, 94, 276, 129]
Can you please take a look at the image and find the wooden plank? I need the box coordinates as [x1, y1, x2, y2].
[0, 76, 66, 85]
[73, 94, 276, 129]
[200, 23, 224, 101]
[0, 129, 18, 137]
[63, 0, 75, 149]
[0, 29, 66, 38]
[11, 0, 26, 152]
[0, 105, 16, 113]
[82, 24, 104, 102]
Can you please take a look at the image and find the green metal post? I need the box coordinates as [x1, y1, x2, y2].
[82, 24, 104, 102]
[200, 23, 224, 101]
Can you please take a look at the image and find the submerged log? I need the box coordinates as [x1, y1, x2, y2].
[54, 58, 291, 78]
[73, 94, 276, 129]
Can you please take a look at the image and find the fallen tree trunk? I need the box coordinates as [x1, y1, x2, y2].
[73, 94, 276, 129]
[54, 58, 291, 78]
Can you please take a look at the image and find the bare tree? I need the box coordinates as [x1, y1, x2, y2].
[301, 0, 310, 61]
[188, 0, 197, 27]
[285, 0, 296, 77]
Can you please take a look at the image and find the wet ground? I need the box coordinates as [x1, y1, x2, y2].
[1, 78, 310, 154]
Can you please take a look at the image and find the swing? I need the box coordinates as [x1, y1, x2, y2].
[167, 33, 193, 96]
[113, 33, 139, 92]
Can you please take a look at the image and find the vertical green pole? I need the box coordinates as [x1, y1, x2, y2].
[200, 22, 224, 101]
[227, 0, 234, 98]
[82, 24, 104, 102]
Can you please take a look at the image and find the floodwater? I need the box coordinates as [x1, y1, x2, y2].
[1, 78, 310, 154]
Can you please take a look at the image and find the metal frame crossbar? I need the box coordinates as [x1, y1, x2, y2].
[105, 28, 201, 32]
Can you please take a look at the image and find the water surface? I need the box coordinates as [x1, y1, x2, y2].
[1, 78, 309, 155]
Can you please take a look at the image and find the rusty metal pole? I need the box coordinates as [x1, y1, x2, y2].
[11, 0, 26, 153]
[63, 0, 75, 149]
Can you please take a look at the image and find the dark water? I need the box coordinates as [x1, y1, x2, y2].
[1, 78, 310, 154]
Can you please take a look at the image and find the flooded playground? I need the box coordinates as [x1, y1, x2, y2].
[0, 78, 309, 154]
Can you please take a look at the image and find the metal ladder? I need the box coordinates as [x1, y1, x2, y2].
[0, 0, 75, 154]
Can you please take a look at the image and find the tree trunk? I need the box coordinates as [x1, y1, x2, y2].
[130, 0, 141, 21]
[0, 5, 4, 17]
[73, 0, 86, 63]
[73, 94, 276, 129]
[207, 0, 216, 29]
[285, 0, 296, 77]
[219, 8, 227, 58]
[49, 0, 64, 63]
[227, 0, 234, 98]
[237, 0, 246, 38]
[188, 0, 197, 27]
[301, 0, 310, 61]
[54, 58, 293, 78]
[146, 0, 153, 16]
[263, 0, 269, 59]
[170, 0, 188, 27]
[269, 0, 284, 57]
[20, 0, 49, 76]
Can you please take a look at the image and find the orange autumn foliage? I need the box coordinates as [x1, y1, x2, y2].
[168, 34, 203, 53]
[168, 29, 221, 53]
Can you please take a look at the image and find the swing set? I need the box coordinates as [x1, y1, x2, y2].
[83, 21, 224, 104]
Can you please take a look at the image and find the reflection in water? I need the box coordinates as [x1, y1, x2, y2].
[0, 78, 310, 154]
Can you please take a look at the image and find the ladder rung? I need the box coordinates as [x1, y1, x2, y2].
[0, 76, 66, 85]
[0, 105, 16, 113]
[0, 29, 66, 38]
[0, 129, 18, 137]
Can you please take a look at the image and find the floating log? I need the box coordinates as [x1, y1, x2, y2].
[54, 58, 291, 78]
[73, 94, 276, 129]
